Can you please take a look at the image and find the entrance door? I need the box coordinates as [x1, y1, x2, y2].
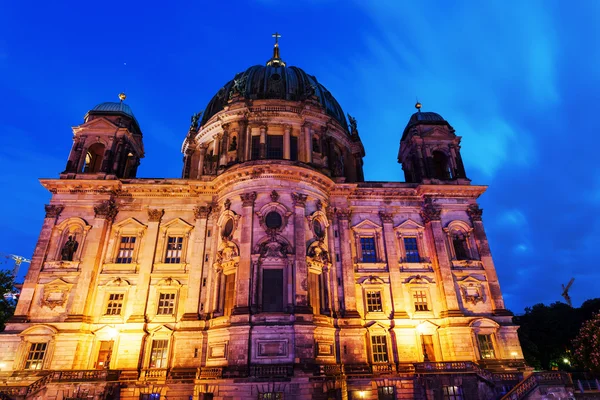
[96, 340, 113, 369]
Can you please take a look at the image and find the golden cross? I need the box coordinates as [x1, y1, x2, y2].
[272, 32, 281, 45]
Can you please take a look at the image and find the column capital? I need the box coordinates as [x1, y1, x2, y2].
[213, 133, 222, 140]
[379, 212, 394, 224]
[147, 208, 165, 222]
[194, 205, 212, 220]
[467, 204, 483, 222]
[44, 204, 64, 219]
[420, 198, 441, 223]
[336, 208, 352, 221]
[284, 124, 292, 132]
[291, 192, 308, 207]
[240, 191, 257, 207]
[94, 200, 118, 221]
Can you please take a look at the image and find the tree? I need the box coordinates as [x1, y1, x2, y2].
[572, 312, 600, 373]
[0, 269, 17, 331]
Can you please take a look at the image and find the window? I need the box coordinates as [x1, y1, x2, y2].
[25, 342, 47, 370]
[251, 136, 260, 160]
[432, 151, 452, 180]
[366, 291, 383, 313]
[413, 290, 429, 312]
[290, 136, 298, 161]
[262, 269, 284, 312]
[140, 394, 160, 400]
[259, 393, 283, 400]
[149, 339, 168, 368]
[105, 293, 124, 315]
[442, 386, 463, 400]
[224, 273, 236, 316]
[477, 334, 495, 359]
[452, 233, 469, 260]
[157, 293, 176, 315]
[403, 237, 420, 262]
[360, 237, 377, 263]
[265, 211, 282, 229]
[164, 236, 183, 263]
[378, 386, 395, 400]
[116, 236, 136, 264]
[371, 335, 388, 363]
[312, 137, 320, 153]
[266, 135, 283, 159]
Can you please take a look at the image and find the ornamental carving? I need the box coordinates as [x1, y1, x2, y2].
[307, 239, 330, 265]
[94, 200, 118, 221]
[379, 212, 394, 224]
[256, 235, 292, 259]
[40, 279, 72, 310]
[291, 193, 307, 207]
[316, 200, 323, 211]
[467, 204, 483, 222]
[147, 208, 165, 222]
[224, 199, 231, 210]
[45, 205, 64, 219]
[194, 205, 212, 220]
[461, 283, 484, 305]
[420, 198, 441, 223]
[270, 190, 279, 202]
[240, 192, 257, 207]
[216, 238, 239, 263]
[336, 209, 352, 221]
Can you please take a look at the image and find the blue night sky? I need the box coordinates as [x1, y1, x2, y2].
[0, 1, 598, 313]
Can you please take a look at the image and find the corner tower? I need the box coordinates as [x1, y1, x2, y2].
[61, 93, 144, 179]
[398, 102, 468, 184]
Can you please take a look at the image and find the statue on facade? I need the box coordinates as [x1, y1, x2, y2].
[190, 111, 203, 131]
[347, 113, 358, 135]
[60, 235, 79, 261]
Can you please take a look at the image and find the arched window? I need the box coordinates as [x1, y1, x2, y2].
[432, 151, 452, 180]
[452, 232, 470, 260]
[312, 137, 320, 153]
[228, 136, 237, 151]
[82, 143, 105, 173]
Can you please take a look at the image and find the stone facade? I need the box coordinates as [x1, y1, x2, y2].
[0, 49, 528, 400]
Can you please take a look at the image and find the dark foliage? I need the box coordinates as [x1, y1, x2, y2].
[514, 299, 600, 371]
[0, 270, 17, 331]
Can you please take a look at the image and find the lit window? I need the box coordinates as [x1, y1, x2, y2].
[149, 339, 168, 368]
[442, 386, 463, 400]
[360, 237, 377, 263]
[105, 293, 124, 315]
[477, 334, 495, 359]
[258, 393, 283, 400]
[116, 236, 136, 264]
[378, 386, 395, 400]
[25, 342, 47, 370]
[413, 290, 429, 312]
[371, 335, 388, 363]
[366, 291, 383, 313]
[403, 237, 420, 263]
[164, 236, 183, 263]
[157, 293, 176, 315]
[140, 394, 161, 400]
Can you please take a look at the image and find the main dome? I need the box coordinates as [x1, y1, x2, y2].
[200, 64, 349, 131]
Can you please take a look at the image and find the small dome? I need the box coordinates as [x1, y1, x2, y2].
[200, 65, 349, 132]
[89, 102, 136, 119]
[401, 111, 451, 141]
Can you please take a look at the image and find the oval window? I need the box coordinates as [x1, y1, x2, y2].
[313, 220, 324, 238]
[265, 211, 283, 229]
[222, 218, 234, 237]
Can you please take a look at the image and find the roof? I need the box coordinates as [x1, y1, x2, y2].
[401, 111, 451, 141]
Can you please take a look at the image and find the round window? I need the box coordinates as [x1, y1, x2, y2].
[313, 220, 324, 238]
[222, 218, 234, 237]
[265, 211, 283, 229]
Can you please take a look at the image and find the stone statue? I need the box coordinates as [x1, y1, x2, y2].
[190, 111, 203, 131]
[229, 136, 237, 151]
[60, 235, 79, 261]
[347, 113, 358, 134]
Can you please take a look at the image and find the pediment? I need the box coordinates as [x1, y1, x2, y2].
[403, 275, 435, 284]
[469, 318, 499, 329]
[366, 321, 389, 331]
[418, 320, 440, 332]
[160, 217, 194, 231]
[395, 218, 424, 231]
[113, 217, 147, 231]
[352, 219, 382, 232]
[43, 278, 73, 288]
[421, 126, 454, 139]
[20, 325, 58, 337]
[456, 274, 486, 283]
[156, 277, 181, 287]
[104, 277, 131, 287]
[74, 117, 119, 132]
[357, 275, 387, 285]
[149, 325, 174, 336]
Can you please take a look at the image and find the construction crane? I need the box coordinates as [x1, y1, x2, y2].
[561, 277, 575, 307]
[0, 253, 31, 277]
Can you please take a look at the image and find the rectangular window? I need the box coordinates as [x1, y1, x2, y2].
[290, 136, 298, 161]
[360, 237, 377, 263]
[164, 236, 183, 263]
[262, 269, 284, 312]
[140, 394, 161, 400]
[366, 291, 383, 312]
[149, 339, 168, 368]
[251, 135, 260, 160]
[157, 292, 176, 315]
[105, 293, 124, 315]
[403, 237, 420, 263]
[371, 335, 388, 363]
[266, 135, 283, 159]
[258, 393, 283, 400]
[116, 236, 136, 264]
[442, 386, 463, 400]
[378, 386, 395, 400]
[224, 273, 235, 316]
[25, 342, 47, 370]
[413, 290, 429, 312]
[477, 334, 496, 359]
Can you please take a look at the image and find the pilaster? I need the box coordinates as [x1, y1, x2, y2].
[232, 192, 256, 316]
[292, 193, 311, 314]
[379, 212, 408, 318]
[336, 209, 359, 317]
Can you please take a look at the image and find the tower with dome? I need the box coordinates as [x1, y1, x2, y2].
[0, 39, 534, 400]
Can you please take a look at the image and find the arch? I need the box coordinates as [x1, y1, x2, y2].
[20, 325, 58, 337]
[52, 217, 91, 262]
[83, 142, 106, 173]
[431, 150, 452, 180]
[445, 220, 474, 261]
[217, 209, 240, 239]
[256, 202, 293, 233]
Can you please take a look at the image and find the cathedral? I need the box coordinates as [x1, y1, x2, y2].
[0, 39, 530, 400]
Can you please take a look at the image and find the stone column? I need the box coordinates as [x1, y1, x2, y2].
[379, 212, 408, 318]
[237, 120, 247, 162]
[420, 199, 461, 316]
[326, 209, 340, 315]
[321, 266, 331, 315]
[203, 209, 220, 316]
[220, 124, 229, 166]
[303, 123, 312, 163]
[75, 136, 89, 173]
[197, 144, 208, 178]
[259, 125, 267, 159]
[128, 208, 164, 322]
[182, 205, 211, 320]
[12, 205, 64, 320]
[467, 205, 509, 314]
[232, 192, 256, 315]
[68, 200, 118, 321]
[213, 134, 222, 165]
[292, 193, 311, 314]
[337, 209, 359, 317]
[283, 125, 291, 160]
[245, 124, 252, 161]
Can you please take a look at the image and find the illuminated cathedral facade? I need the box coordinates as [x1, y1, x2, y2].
[0, 41, 528, 400]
